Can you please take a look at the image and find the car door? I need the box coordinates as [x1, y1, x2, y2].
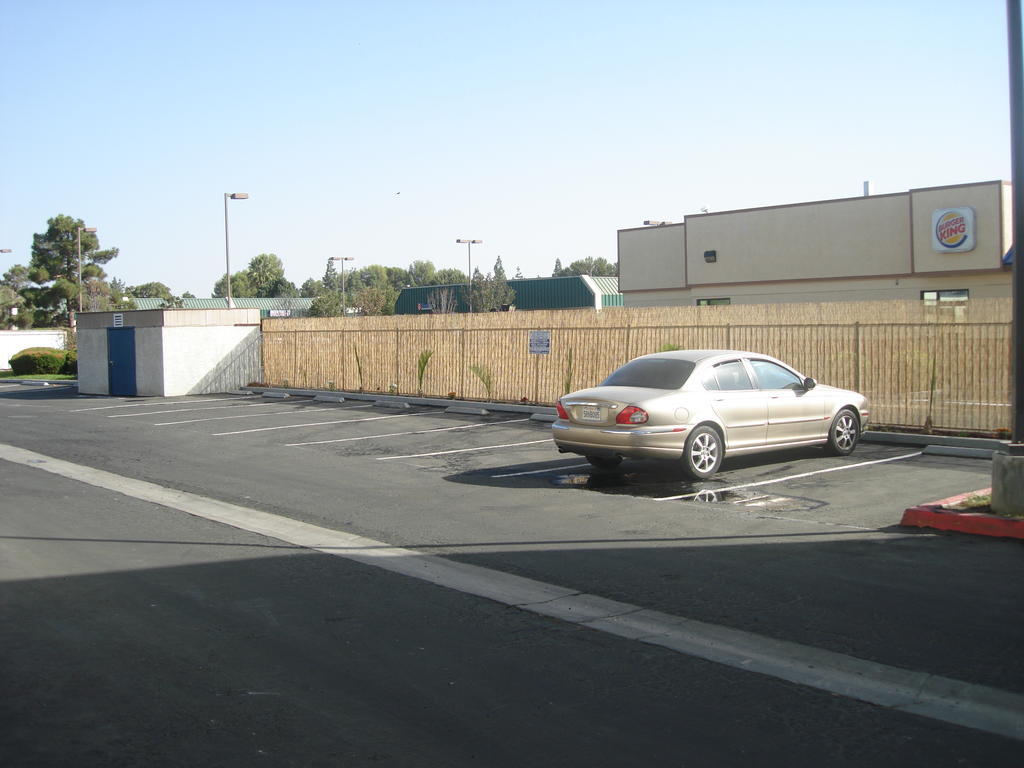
[747, 358, 826, 444]
[703, 359, 767, 449]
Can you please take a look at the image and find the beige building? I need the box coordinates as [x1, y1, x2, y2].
[618, 180, 1012, 306]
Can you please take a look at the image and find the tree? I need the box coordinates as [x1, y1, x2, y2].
[552, 256, 618, 277]
[470, 259, 516, 312]
[434, 268, 466, 285]
[211, 254, 296, 298]
[309, 292, 342, 317]
[128, 282, 174, 300]
[264, 276, 299, 298]
[426, 285, 460, 314]
[213, 271, 255, 299]
[322, 260, 340, 292]
[0, 285, 27, 329]
[408, 260, 437, 286]
[352, 284, 398, 315]
[354, 265, 390, 290]
[2, 264, 30, 292]
[493, 255, 507, 280]
[385, 266, 410, 290]
[300, 278, 324, 298]
[247, 253, 298, 297]
[25, 214, 119, 326]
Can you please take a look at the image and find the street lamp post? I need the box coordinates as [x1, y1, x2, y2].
[76, 226, 97, 315]
[223, 193, 249, 308]
[456, 239, 482, 313]
[328, 256, 355, 316]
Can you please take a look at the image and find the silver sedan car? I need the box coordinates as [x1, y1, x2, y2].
[552, 350, 869, 479]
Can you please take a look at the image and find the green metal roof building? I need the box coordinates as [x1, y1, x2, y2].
[395, 275, 622, 314]
[131, 297, 314, 318]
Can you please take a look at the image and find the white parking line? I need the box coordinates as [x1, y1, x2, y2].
[70, 397, 247, 412]
[2, 441, 1020, 742]
[492, 463, 590, 477]
[377, 439, 551, 460]
[156, 403, 372, 426]
[285, 418, 530, 447]
[653, 451, 923, 501]
[212, 410, 436, 436]
[109, 402, 285, 418]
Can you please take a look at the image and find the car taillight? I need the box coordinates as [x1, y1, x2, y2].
[555, 400, 570, 420]
[616, 406, 648, 424]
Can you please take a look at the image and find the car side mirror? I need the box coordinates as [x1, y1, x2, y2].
[802, 377, 817, 390]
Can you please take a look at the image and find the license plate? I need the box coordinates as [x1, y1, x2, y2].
[579, 406, 603, 422]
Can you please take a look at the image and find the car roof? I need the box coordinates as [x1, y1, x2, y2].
[636, 349, 767, 364]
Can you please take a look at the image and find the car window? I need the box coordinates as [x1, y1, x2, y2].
[748, 359, 804, 390]
[708, 360, 754, 391]
[601, 358, 696, 390]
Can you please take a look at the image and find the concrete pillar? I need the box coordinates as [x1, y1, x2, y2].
[991, 451, 1024, 517]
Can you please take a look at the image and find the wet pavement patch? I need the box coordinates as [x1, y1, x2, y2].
[551, 471, 825, 513]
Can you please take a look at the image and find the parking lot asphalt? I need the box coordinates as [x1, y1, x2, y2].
[1, 383, 1022, 757]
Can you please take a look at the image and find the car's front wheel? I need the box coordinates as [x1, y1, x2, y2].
[682, 425, 722, 480]
[825, 407, 860, 456]
[587, 455, 622, 471]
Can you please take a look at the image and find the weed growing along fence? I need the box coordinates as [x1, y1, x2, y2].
[260, 299, 1012, 434]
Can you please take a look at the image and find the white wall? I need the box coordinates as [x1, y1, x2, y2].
[161, 326, 261, 396]
[76, 329, 108, 394]
[135, 327, 165, 396]
[0, 330, 66, 369]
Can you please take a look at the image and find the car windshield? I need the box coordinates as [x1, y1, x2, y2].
[601, 358, 696, 390]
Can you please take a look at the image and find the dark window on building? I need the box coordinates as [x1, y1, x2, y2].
[697, 297, 731, 306]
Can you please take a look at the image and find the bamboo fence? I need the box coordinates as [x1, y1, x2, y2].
[260, 298, 1013, 434]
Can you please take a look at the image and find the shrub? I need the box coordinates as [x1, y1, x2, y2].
[62, 348, 78, 375]
[10, 347, 66, 375]
[416, 349, 434, 394]
[469, 364, 494, 399]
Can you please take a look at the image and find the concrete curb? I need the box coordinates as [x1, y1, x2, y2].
[241, 387, 557, 418]
[863, 430, 1008, 454]
[900, 487, 1024, 540]
[900, 506, 1024, 539]
[8, 379, 79, 387]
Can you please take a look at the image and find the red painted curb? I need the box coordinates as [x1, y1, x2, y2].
[900, 505, 1024, 540]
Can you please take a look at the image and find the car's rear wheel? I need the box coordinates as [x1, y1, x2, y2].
[825, 407, 860, 456]
[682, 425, 722, 480]
[587, 455, 622, 471]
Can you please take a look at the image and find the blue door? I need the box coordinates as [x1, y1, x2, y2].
[107, 327, 137, 396]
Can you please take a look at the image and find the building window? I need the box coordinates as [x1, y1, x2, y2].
[697, 298, 731, 306]
[921, 289, 968, 305]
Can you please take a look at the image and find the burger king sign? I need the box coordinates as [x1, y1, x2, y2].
[931, 207, 976, 253]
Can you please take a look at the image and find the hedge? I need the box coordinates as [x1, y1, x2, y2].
[9, 347, 70, 375]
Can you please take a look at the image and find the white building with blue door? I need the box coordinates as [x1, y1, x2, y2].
[76, 308, 262, 397]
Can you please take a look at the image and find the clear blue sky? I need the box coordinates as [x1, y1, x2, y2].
[0, 0, 1014, 296]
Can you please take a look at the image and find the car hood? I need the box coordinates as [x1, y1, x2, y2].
[814, 383, 860, 398]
